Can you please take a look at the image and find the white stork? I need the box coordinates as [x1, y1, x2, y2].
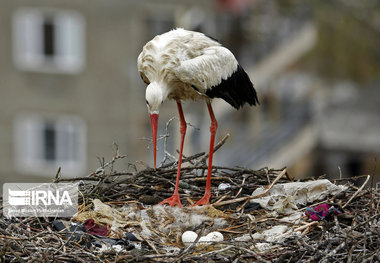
[138, 28, 258, 207]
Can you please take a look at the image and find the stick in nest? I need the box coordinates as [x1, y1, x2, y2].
[342, 174, 370, 209]
[161, 117, 177, 165]
[213, 168, 287, 207]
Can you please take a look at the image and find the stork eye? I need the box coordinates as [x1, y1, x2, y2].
[146, 100, 150, 106]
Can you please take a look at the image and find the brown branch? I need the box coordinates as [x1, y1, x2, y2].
[213, 168, 287, 207]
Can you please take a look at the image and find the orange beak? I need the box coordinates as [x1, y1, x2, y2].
[150, 113, 158, 170]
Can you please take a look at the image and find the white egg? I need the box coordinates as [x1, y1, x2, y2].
[182, 231, 224, 247]
[181, 231, 198, 247]
[197, 231, 224, 246]
[198, 235, 212, 245]
[206, 231, 224, 242]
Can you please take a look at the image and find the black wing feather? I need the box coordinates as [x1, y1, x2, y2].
[205, 64, 259, 109]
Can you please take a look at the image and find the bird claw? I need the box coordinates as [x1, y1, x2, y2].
[159, 194, 183, 207]
[193, 193, 211, 206]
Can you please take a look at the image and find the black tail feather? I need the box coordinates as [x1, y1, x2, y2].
[205, 64, 259, 109]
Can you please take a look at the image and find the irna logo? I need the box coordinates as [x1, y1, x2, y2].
[8, 189, 73, 206]
[3, 183, 78, 218]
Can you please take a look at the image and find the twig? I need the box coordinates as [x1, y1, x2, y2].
[321, 241, 346, 263]
[161, 117, 177, 166]
[213, 168, 287, 207]
[199, 245, 234, 256]
[54, 167, 61, 182]
[141, 234, 161, 255]
[160, 152, 205, 169]
[342, 174, 370, 208]
[231, 245, 271, 263]
[173, 224, 207, 263]
[234, 176, 246, 198]
[351, 213, 380, 231]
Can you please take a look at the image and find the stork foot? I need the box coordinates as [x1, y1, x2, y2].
[159, 194, 183, 207]
[193, 193, 211, 206]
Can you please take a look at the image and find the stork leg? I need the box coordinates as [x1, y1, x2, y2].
[159, 101, 186, 207]
[194, 101, 217, 206]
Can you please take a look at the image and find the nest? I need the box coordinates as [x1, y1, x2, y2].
[1, 134, 380, 262]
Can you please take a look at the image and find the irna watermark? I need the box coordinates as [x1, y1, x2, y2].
[3, 183, 78, 218]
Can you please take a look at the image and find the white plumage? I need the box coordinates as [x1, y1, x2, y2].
[137, 28, 258, 207]
[138, 28, 238, 103]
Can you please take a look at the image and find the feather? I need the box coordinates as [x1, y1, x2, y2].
[137, 28, 258, 108]
[205, 64, 259, 109]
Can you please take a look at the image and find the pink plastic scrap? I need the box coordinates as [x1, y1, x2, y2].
[83, 218, 109, 236]
[305, 204, 342, 221]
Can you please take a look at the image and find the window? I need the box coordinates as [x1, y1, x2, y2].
[14, 114, 87, 176]
[12, 8, 85, 74]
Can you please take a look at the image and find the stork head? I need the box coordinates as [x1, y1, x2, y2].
[145, 82, 166, 170]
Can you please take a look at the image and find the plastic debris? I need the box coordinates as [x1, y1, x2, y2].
[52, 220, 92, 247]
[250, 179, 347, 215]
[235, 225, 296, 253]
[96, 244, 124, 253]
[125, 232, 139, 241]
[73, 199, 227, 247]
[218, 183, 231, 191]
[305, 203, 342, 221]
[83, 218, 109, 236]
[235, 225, 289, 243]
[243, 202, 261, 212]
[52, 219, 137, 250]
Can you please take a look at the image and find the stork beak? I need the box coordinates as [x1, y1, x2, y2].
[150, 113, 158, 170]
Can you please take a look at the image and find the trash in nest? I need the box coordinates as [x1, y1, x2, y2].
[218, 183, 231, 191]
[243, 202, 262, 212]
[52, 220, 92, 248]
[3, 139, 378, 262]
[250, 179, 347, 215]
[92, 234, 137, 252]
[52, 219, 137, 250]
[235, 224, 289, 243]
[83, 218, 109, 236]
[305, 203, 343, 221]
[235, 225, 294, 252]
[73, 198, 228, 249]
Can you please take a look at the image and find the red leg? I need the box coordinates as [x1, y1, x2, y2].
[194, 101, 217, 206]
[159, 101, 186, 207]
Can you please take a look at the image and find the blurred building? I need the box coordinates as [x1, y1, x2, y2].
[316, 81, 380, 182]
[0, 0, 216, 188]
[1, 0, 379, 190]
